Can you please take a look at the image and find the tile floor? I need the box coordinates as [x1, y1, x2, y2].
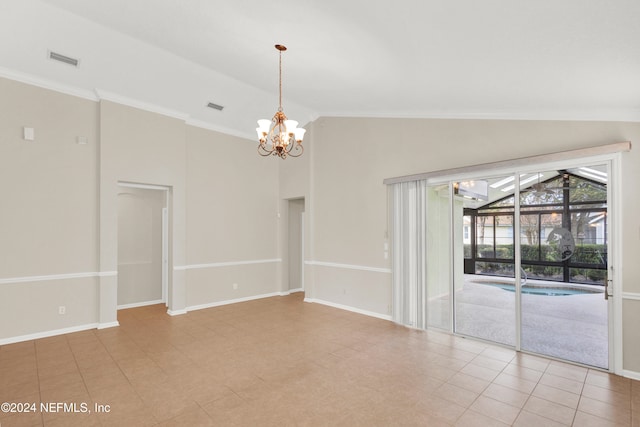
[0, 293, 638, 426]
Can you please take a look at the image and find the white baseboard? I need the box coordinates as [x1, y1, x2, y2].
[97, 321, 120, 330]
[282, 288, 304, 295]
[167, 309, 187, 316]
[186, 292, 285, 312]
[117, 299, 164, 310]
[0, 323, 99, 346]
[621, 369, 640, 381]
[304, 298, 392, 321]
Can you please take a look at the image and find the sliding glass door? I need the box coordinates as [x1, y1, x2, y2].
[450, 164, 610, 368]
[518, 166, 609, 368]
[453, 174, 516, 346]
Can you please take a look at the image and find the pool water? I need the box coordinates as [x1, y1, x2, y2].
[479, 282, 595, 296]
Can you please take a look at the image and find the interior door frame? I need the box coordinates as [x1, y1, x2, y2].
[428, 152, 621, 373]
[117, 182, 170, 308]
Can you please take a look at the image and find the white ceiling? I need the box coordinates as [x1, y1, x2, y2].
[2, 0, 640, 140]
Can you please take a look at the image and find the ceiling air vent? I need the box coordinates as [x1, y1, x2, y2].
[48, 51, 79, 67]
[207, 102, 224, 111]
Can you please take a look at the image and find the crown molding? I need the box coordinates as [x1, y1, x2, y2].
[185, 118, 254, 141]
[317, 109, 640, 123]
[0, 66, 99, 101]
[95, 88, 190, 121]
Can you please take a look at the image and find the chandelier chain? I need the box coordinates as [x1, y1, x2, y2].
[278, 49, 283, 112]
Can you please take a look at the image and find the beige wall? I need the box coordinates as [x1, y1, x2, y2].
[185, 125, 280, 308]
[623, 300, 640, 373]
[0, 78, 99, 340]
[0, 78, 99, 277]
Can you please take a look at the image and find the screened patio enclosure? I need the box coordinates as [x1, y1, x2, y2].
[461, 168, 608, 286]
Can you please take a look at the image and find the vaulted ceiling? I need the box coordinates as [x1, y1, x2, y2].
[2, 0, 640, 140]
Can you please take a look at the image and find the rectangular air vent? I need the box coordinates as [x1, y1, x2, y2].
[48, 51, 79, 67]
[207, 102, 224, 111]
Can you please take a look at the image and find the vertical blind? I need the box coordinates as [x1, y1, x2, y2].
[391, 180, 427, 328]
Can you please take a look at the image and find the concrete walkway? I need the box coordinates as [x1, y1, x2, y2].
[454, 276, 608, 368]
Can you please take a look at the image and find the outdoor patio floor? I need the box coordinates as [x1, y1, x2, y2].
[454, 276, 608, 369]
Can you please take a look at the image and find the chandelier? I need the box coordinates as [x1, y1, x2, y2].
[256, 45, 305, 159]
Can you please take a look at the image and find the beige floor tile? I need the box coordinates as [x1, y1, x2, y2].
[469, 395, 521, 425]
[447, 372, 492, 394]
[435, 382, 481, 407]
[431, 352, 469, 371]
[455, 409, 511, 426]
[523, 395, 577, 425]
[116, 356, 164, 381]
[39, 381, 90, 404]
[419, 363, 459, 382]
[513, 410, 568, 427]
[482, 382, 530, 408]
[38, 371, 84, 392]
[0, 365, 39, 388]
[511, 353, 551, 372]
[81, 370, 130, 395]
[461, 363, 501, 382]
[157, 406, 215, 427]
[546, 361, 589, 383]
[88, 383, 147, 418]
[98, 410, 159, 427]
[503, 363, 545, 382]
[578, 396, 631, 425]
[583, 383, 632, 409]
[0, 379, 40, 402]
[480, 347, 517, 363]
[43, 410, 102, 427]
[533, 383, 581, 409]
[540, 372, 585, 395]
[471, 355, 510, 372]
[0, 410, 44, 427]
[36, 358, 79, 380]
[587, 370, 632, 394]
[573, 410, 626, 427]
[493, 372, 538, 394]
[414, 394, 467, 424]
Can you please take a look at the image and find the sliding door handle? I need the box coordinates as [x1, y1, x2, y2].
[605, 279, 612, 300]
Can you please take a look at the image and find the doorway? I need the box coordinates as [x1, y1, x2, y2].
[287, 198, 305, 292]
[117, 184, 169, 309]
[450, 164, 611, 368]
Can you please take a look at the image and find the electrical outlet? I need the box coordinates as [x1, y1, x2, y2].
[232, 283, 238, 290]
[58, 306, 66, 315]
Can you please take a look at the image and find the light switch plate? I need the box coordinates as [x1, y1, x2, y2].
[23, 127, 35, 141]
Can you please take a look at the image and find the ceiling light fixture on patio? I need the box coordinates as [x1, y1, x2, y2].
[256, 44, 305, 159]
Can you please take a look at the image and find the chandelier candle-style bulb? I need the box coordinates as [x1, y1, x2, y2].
[256, 44, 305, 159]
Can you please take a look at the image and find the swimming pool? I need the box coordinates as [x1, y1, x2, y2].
[478, 282, 597, 296]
